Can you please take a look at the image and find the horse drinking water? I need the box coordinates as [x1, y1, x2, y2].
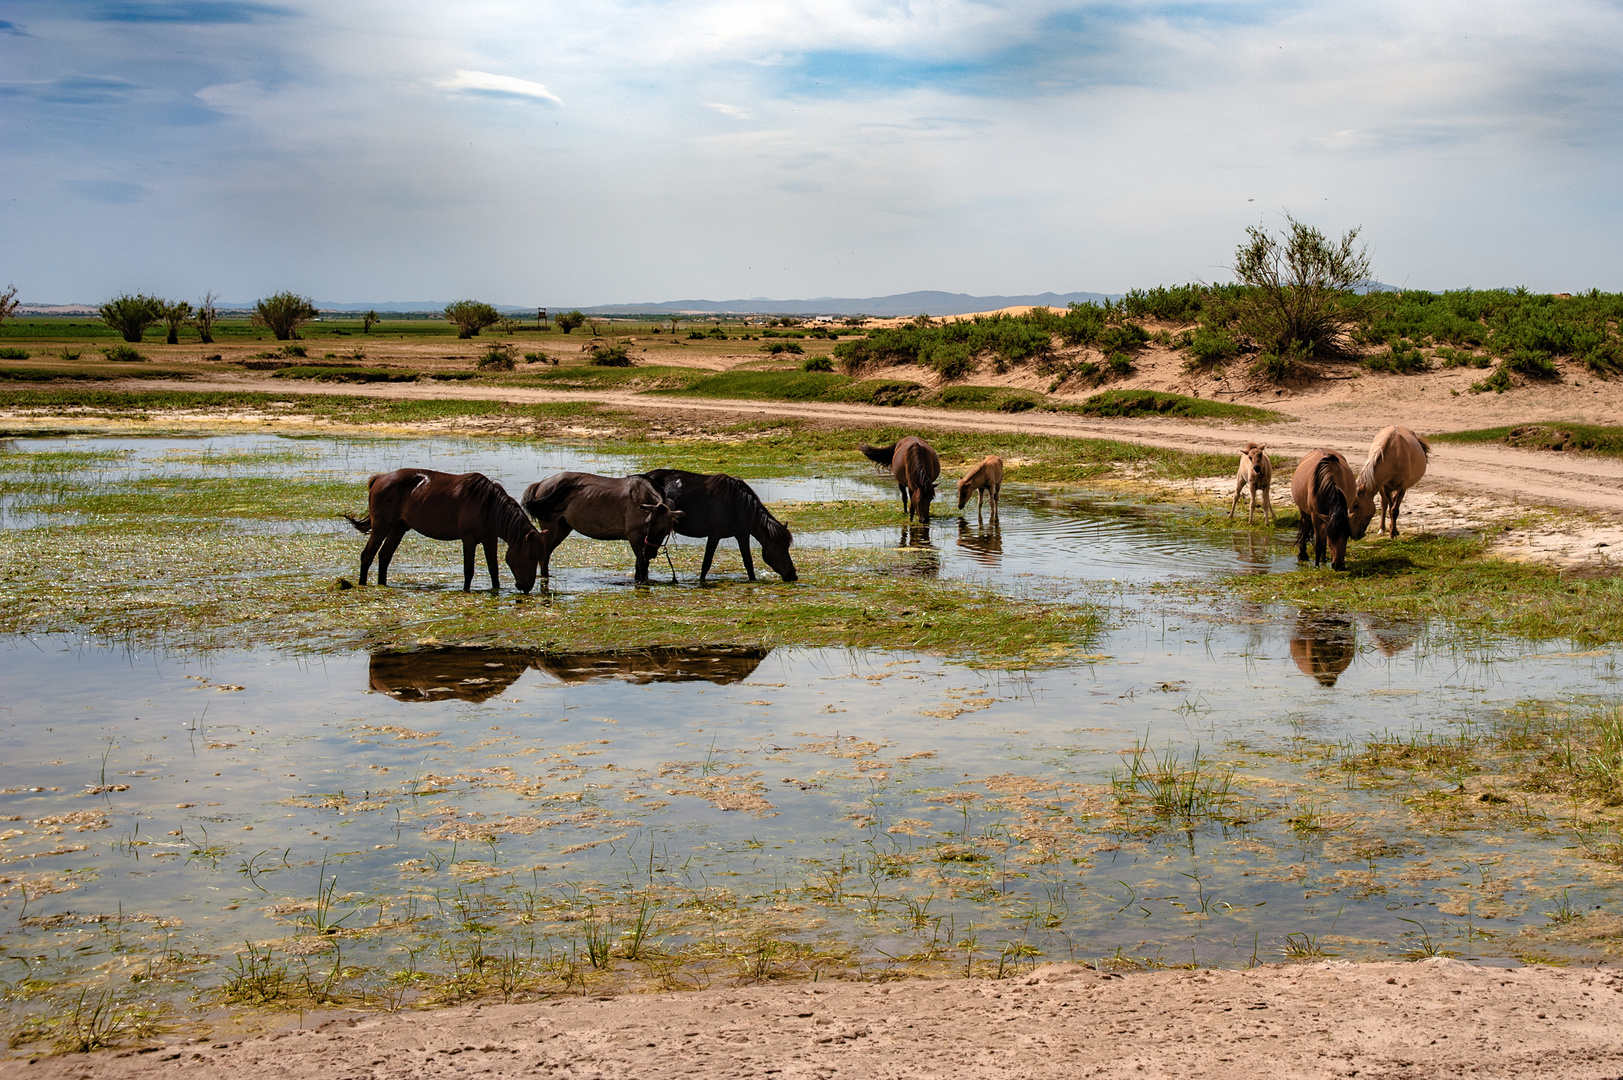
[638, 469, 797, 583]
[957, 455, 1003, 516]
[1290, 450, 1360, 570]
[1356, 425, 1430, 538]
[860, 437, 942, 522]
[344, 469, 546, 592]
[521, 472, 683, 584]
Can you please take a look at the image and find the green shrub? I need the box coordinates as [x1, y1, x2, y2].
[590, 344, 633, 367]
[1435, 347, 1489, 369]
[1470, 366, 1514, 394]
[0, 347, 29, 359]
[1071, 389, 1281, 421]
[760, 342, 804, 355]
[1106, 351, 1134, 376]
[103, 345, 146, 362]
[477, 343, 516, 370]
[522, 351, 555, 365]
[444, 300, 500, 339]
[1183, 327, 1239, 368]
[283, 344, 307, 358]
[98, 294, 164, 342]
[60, 348, 82, 361]
[271, 365, 417, 383]
[1362, 342, 1429, 373]
[253, 292, 318, 340]
[802, 356, 833, 372]
[555, 311, 586, 334]
[1098, 322, 1150, 354]
[1231, 215, 1371, 373]
[687, 330, 705, 340]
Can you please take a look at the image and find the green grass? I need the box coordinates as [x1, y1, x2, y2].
[924, 385, 1049, 413]
[1068, 390, 1284, 422]
[506, 364, 707, 392]
[1432, 423, 1623, 457]
[0, 363, 201, 382]
[1229, 534, 1623, 645]
[0, 386, 601, 426]
[271, 365, 421, 383]
[666, 370, 926, 407]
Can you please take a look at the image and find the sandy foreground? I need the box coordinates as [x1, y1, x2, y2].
[11, 960, 1623, 1079]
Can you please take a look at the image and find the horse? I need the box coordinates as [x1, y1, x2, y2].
[344, 469, 545, 592]
[520, 472, 682, 584]
[1290, 450, 1359, 570]
[1227, 442, 1275, 525]
[638, 469, 797, 583]
[957, 455, 1003, 516]
[860, 437, 941, 522]
[1356, 425, 1430, 538]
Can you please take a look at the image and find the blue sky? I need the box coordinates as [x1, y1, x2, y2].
[3, 0, 1621, 304]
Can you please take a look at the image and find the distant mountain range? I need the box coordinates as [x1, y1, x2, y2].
[302, 291, 1121, 317]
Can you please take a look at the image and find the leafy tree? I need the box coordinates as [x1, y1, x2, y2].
[193, 292, 219, 344]
[444, 300, 500, 339]
[362, 310, 380, 334]
[161, 299, 193, 344]
[555, 310, 586, 334]
[99, 293, 165, 343]
[1232, 215, 1371, 377]
[253, 292, 318, 341]
[0, 283, 19, 329]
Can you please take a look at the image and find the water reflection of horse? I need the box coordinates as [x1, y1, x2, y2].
[1289, 612, 1356, 687]
[1360, 614, 1422, 656]
[369, 648, 534, 702]
[956, 517, 1002, 566]
[532, 647, 768, 685]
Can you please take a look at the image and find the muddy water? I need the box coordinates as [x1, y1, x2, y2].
[2, 434, 1622, 1020]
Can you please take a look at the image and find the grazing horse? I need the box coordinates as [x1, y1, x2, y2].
[1356, 425, 1430, 538]
[521, 472, 682, 584]
[1227, 442, 1275, 525]
[860, 437, 941, 522]
[1290, 450, 1358, 570]
[638, 469, 797, 583]
[957, 455, 1003, 516]
[344, 469, 545, 592]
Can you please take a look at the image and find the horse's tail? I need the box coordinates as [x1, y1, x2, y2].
[1415, 432, 1432, 458]
[859, 442, 896, 466]
[521, 474, 577, 520]
[344, 513, 371, 534]
[1316, 457, 1350, 543]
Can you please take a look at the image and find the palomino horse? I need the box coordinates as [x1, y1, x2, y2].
[1356, 425, 1430, 538]
[639, 469, 796, 582]
[521, 472, 682, 584]
[957, 455, 1003, 516]
[344, 469, 545, 592]
[860, 437, 941, 522]
[1227, 442, 1275, 525]
[1290, 450, 1359, 570]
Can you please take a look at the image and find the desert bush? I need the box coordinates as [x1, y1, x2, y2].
[1362, 342, 1429, 374]
[99, 293, 164, 342]
[477, 343, 516, 370]
[1231, 215, 1371, 374]
[555, 311, 586, 334]
[1106, 351, 1134, 376]
[590, 343, 633, 367]
[0, 283, 17, 329]
[444, 300, 500, 339]
[1183, 327, 1239, 369]
[253, 292, 318, 340]
[283, 344, 307, 358]
[802, 355, 833, 372]
[103, 345, 145, 362]
[160, 299, 192, 344]
[0, 347, 29, 359]
[760, 342, 804, 355]
[1098, 322, 1150, 354]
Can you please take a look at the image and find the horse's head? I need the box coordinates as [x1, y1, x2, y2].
[916, 479, 936, 522]
[1242, 443, 1268, 473]
[641, 497, 683, 538]
[1347, 483, 1377, 540]
[506, 527, 547, 594]
[761, 522, 797, 582]
[956, 477, 972, 510]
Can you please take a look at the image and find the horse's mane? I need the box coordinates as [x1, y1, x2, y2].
[459, 472, 535, 541]
[717, 473, 791, 546]
[1315, 456, 1350, 542]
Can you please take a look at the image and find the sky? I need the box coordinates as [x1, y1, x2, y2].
[3, 0, 1621, 306]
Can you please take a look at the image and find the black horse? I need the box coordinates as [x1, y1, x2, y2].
[638, 469, 797, 582]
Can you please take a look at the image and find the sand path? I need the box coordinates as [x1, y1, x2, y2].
[19, 960, 1623, 1079]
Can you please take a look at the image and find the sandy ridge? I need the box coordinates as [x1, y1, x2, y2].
[17, 960, 1623, 1079]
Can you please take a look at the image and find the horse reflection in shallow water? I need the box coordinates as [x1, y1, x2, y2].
[532, 647, 768, 685]
[369, 648, 534, 702]
[1360, 614, 1423, 657]
[1289, 612, 1357, 687]
[956, 517, 1003, 567]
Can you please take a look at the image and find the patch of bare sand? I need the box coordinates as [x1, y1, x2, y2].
[25, 960, 1623, 1079]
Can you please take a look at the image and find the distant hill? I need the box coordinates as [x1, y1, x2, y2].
[581, 291, 1119, 317]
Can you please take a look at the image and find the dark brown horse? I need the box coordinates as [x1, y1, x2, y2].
[521, 472, 682, 584]
[344, 469, 545, 592]
[860, 436, 941, 522]
[1290, 450, 1356, 570]
[639, 469, 797, 582]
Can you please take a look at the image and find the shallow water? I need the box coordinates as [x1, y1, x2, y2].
[1, 433, 1621, 1022]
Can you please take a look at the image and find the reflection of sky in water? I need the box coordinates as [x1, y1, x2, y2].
[3, 433, 1623, 992]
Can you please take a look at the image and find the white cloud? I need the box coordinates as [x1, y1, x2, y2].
[434, 70, 561, 105]
[706, 102, 750, 119]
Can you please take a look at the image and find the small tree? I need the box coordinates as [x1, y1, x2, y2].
[362, 310, 379, 334]
[555, 310, 586, 334]
[1232, 215, 1372, 377]
[193, 292, 219, 344]
[444, 300, 500, 339]
[99, 293, 164, 343]
[253, 291, 318, 340]
[161, 299, 193, 345]
[0, 283, 19, 329]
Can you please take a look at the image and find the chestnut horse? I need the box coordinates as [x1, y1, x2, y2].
[344, 469, 545, 592]
[1290, 450, 1358, 570]
[860, 437, 941, 522]
[521, 472, 682, 584]
[1227, 442, 1275, 525]
[1356, 425, 1430, 538]
[639, 468, 797, 583]
[957, 455, 1003, 516]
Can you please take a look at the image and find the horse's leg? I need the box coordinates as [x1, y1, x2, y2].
[991, 482, 1000, 517]
[1262, 486, 1275, 524]
[1247, 483, 1257, 525]
[462, 539, 478, 592]
[1388, 488, 1405, 538]
[630, 537, 651, 584]
[1296, 517, 1311, 562]
[699, 536, 721, 582]
[1314, 520, 1328, 567]
[738, 536, 756, 581]
[376, 524, 409, 585]
[900, 483, 910, 517]
[540, 521, 571, 578]
[358, 525, 387, 585]
[1229, 478, 1243, 519]
[483, 537, 500, 590]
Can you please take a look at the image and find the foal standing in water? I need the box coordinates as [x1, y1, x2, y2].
[1227, 442, 1275, 524]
